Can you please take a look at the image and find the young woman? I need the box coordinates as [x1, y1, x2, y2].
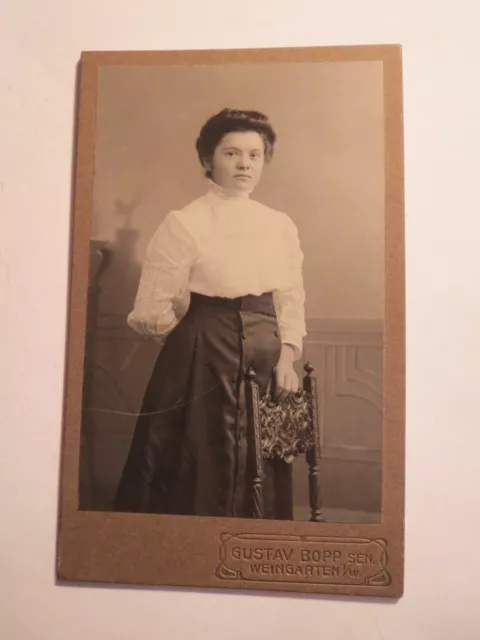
[113, 108, 306, 519]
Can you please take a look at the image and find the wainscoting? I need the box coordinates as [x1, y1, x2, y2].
[293, 318, 383, 520]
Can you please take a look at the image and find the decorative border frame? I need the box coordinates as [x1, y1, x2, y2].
[57, 44, 405, 598]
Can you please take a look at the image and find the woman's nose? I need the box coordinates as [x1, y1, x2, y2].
[237, 156, 250, 169]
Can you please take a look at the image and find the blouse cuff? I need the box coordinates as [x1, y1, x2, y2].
[127, 309, 178, 339]
[280, 330, 304, 361]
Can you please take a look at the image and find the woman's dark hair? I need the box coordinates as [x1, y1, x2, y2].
[195, 108, 277, 177]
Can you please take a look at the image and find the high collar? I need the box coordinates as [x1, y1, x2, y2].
[205, 178, 253, 202]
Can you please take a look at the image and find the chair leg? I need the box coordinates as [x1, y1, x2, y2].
[245, 367, 264, 519]
[306, 449, 324, 522]
[304, 363, 325, 523]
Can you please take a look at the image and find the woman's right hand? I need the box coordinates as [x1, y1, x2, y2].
[274, 344, 299, 403]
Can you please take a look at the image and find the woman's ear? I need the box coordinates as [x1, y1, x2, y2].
[202, 158, 213, 179]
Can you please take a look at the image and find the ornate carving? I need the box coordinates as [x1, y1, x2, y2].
[259, 389, 315, 463]
[257, 362, 320, 465]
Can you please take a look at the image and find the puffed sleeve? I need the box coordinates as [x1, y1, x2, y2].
[127, 211, 198, 338]
[273, 218, 307, 360]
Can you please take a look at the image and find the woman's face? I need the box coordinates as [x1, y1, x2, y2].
[210, 131, 266, 193]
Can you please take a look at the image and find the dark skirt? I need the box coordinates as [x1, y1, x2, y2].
[113, 291, 294, 519]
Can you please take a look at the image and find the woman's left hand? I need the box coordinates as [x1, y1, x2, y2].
[275, 344, 299, 403]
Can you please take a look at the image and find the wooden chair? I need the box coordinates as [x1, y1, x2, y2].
[245, 362, 324, 522]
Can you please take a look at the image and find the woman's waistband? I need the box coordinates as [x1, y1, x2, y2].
[189, 292, 277, 317]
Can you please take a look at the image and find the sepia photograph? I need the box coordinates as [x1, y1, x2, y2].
[58, 45, 405, 597]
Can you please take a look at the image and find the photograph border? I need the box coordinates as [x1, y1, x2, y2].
[57, 44, 405, 598]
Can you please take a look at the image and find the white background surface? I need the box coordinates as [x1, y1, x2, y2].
[1, 1, 480, 638]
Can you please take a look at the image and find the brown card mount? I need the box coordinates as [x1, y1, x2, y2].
[57, 44, 405, 598]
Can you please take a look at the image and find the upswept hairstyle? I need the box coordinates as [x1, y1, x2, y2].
[195, 108, 277, 177]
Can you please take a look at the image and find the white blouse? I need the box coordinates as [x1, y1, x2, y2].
[127, 181, 307, 358]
